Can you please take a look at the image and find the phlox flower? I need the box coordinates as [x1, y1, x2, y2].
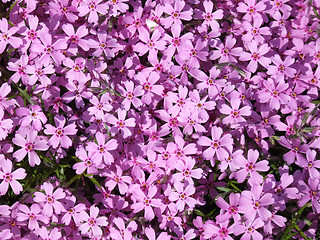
[134, 27, 166, 62]
[178, 38, 209, 69]
[62, 23, 89, 54]
[203, 219, 234, 240]
[263, 212, 287, 235]
[109, 217, 137, 239]
[0, 110, 13, 141]
[264, 172, 298, 211]
[48, 0, 78, 23]
[141, 149, 165, 175]
[89, 33, 120, 58]
[145, 227, 171, 240]
[298, 149, 320, 179]
[33, 182, 66, 216]
[298, 177, 320, 213]
[38, 227, 61, 240]
[24, 58, 55, 85]
[105, 109, 136, 138]
[195, 67, 226, 98]
[63, 57, 87, 81]
[169, 181, 197, 212]
[189, 89, 216, 121]
[0, 83, 16, 114]
[0, 159, 26, 195]
[79, 205, 108, 238]
[16, 204, 49, 231]
[105, 165, 132, 195]
[86, 131, 118, 165]
[216, 193, 241, 223]
[7, 55, 30, 85]
[62, 80, 92, 109]
[178, 111, 207, 135]
[197, 126, 233, 162]
[87, 94, 113, 119]
[220, 98, 251, 127]
[0, 229, 12, 240]
[239, 41, 271, 73]
[233, 218, 264, 240]
[195, 0, 223, 30]
[163, 24, 194, 60]
[235, 149, 269, 186]
[0, 18, 22, 54]
[61, 202, 87, 225]
[242, 18, 271, 44]
[266, 55, 296, 82]
[30, 31, 67, 65]
[16, 105, 47, 132]
[117, 81, 143, 111]
[172, 228, 196, 240]
[257, 78, 290, 110]
[77, 0, 109, 24]
[173, 157, 203, 184]
[74, 146, 99, 174]
[131, 185, 161, 220]
[166, 85, 193, 118]
[12, 131, 49, 167]
[236, 0, 266, 22]
[211, 36, 243, 63]
[44, 114, 77, 149]
[108, 0, 129, 17]
[238, 185, 274, 222]
[162, 0, 193, 29]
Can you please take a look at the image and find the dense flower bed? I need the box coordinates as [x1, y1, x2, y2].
[0, 0, 320, 239]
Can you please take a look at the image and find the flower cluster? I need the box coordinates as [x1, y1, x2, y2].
[0, 0, 320, 239]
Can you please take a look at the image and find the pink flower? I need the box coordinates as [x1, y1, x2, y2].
[134, 27, 166, 62]
[0, 18, 22, 54]
[44, 115, 77, 148]
[233, 218, 264, 240]
[105, 165, 132, 194]
[86, 131, 118, 166]
[239, 41, 271, 73]
[131, 185, 161, 220]
[211, 36, 243, 63]
[79, 205, 108, 238]
[33, 182, 66, 216]
[77, 0, 109, 24]
[238, 185, 274, 221]
[117, 81, 143, 111]
[16, 204, 49, 231]
[298, 149, 320, 179]
[169, 181, 197, 212]
[235, 149, 269, 186]
[12, 131, 49, 167]
[62, 23, 89, 54]
[105, 109, 136, 138]
[0, 159, 26, 195]
[220, 98, 252, 127]
[162, 0, 193, 29]
[74, 146, 99, 174]
[16, 105, 47, 131]
[197, 126, 233, 162]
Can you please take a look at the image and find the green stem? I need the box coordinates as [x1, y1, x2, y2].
[278, 202, 311, 240]
[294, 224, 308, 240]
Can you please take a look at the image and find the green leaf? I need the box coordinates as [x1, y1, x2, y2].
[88, 176, 102, 189]
[66, 174, 81, 187]
[193, 209, 206, 218]
[302, 127, 314, 133]
[216, 187, 232, 192]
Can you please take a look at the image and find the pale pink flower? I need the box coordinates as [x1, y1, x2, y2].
[0, 159, 26, 195]
[33, 182, 66, 216]
[44, 115, 77, 148]
[12, 131, 48, 167]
